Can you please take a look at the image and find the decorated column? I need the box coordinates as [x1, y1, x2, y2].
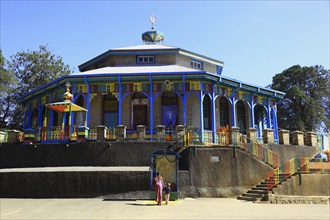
[262, 129, 274, 144]
[96, 125, 108, 141]
[116, 125, 127, 141]
[176, 125, 185, 143]
[292, 131, 304, 146]
[137, 125, 146, 141]
[278, 129, 290, 145]
[247, 127, 257, 143]
[306, 132, 318, 147]
[156, 125, 165, 141]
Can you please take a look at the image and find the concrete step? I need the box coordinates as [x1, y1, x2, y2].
[252, 186, 268, 191]
[237, 196, 257, 202]
[248, 189, 267, 194]
[243, 193, 263, 198]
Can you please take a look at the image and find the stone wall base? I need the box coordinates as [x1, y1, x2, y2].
[268, 194, 330, 204]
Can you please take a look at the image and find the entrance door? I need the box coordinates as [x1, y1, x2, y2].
[133, 105, 147, 128]
[104, 112, 118, 129]
[162, 105, 177, 128]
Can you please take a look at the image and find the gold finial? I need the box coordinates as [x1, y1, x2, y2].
[63, 81, 73, 102]
[65, 81, 71, 92]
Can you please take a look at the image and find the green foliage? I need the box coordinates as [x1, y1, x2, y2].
[271, 65, 330, 132]
[0, 49, 16, 93]
[8, 45, 72, 96]
[1, 45, 72, 130]
[0, 50, 17, 129]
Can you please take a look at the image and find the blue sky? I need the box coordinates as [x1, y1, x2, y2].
[1, 0, 329, 87]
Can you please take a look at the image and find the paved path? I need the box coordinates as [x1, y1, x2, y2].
[1, 198, 329, 219]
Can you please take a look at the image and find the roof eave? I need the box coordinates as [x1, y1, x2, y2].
[78, 47, 181, 71]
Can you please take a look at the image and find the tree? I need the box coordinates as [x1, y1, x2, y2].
[0, 50, 17, 129]
[4, 45, 73, 130]
[8, 45, 72, 96]
[270, 65, 330, 133]
[0, 49, 16, 93]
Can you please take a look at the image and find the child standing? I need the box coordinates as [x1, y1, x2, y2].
[164, 183, 171, 205]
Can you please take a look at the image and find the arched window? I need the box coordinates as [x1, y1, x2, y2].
[219, 97, 230, 127]
[103, 94, 118, 129]
[132, 93, 148, 129]
[236, 100, 246, 134]
[203, 95, 212, 130]
[254, 104, 266, 138]
[161, 92, 178, 128]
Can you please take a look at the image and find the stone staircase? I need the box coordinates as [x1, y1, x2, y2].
[237, 181, 269, 202]
[238, 173, 293, 202]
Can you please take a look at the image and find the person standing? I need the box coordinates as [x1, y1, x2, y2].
[164, 182, 171, 205]
[154, 172, 164, 205]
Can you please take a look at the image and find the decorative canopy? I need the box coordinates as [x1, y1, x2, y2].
[46, 102, 88, 113]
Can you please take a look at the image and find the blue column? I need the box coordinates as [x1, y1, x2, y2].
[70, 95, 76, 133]
[211, 85, 216, 144]
[183, 73, 187, 125]
[250, 93, 255, 128]
[118, 75, 122, 125]
[23, 111, 27, 129]
[272, 107, 279, 142]
[38, 106, 43, 127]
[63, 112, 67, 130]
[231, 96, 236, 127]
[266, 99, 271, 128]
[84, 77, 90, 127]
[149, 74, 154, 137]
[71, 86, 75, 131]
[200, 90, 204, 142]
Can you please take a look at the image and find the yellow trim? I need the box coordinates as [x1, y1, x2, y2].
[190, 82, 200, 90]
[24, 134, 35, 138]
[106, 83, 115, 92]
[78, 85, 88, 93]
[133, 83, 142, 92]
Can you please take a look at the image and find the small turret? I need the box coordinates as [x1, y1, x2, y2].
[142, 15, 164, 44]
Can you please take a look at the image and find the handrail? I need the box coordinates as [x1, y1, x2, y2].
[264, 157, 330, 191]
[167, 130, 193, 152]
[235, 133, 279, 168]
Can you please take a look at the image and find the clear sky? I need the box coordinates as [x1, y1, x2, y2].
[1, 0, 329, 87]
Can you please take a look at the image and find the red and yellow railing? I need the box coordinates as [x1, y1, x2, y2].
[237, 134, 278, 168]
[264, 157, 327, 190]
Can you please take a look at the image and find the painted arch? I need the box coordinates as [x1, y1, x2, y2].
[236, 100, 248, 134]
[254, 104, 267, 138]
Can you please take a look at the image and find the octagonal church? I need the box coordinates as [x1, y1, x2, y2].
[19, 17, 285, 145]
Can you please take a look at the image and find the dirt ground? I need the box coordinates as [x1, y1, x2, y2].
[1, 197, 329, 220]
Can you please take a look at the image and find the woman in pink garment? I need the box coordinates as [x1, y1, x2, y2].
[154, 172, 164, 205]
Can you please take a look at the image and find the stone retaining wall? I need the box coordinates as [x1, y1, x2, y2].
[269, 194, 329, 204]
[0, 141, 170, 168]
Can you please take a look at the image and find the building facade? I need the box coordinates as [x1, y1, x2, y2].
[19, 19, 285, 144]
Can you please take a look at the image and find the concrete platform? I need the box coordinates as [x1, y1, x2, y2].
[0, 166, 150, 172]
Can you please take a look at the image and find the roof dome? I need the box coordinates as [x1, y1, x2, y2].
[142, 16, 164, 44]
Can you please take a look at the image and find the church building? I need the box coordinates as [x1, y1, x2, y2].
[19, 16, 285, 144]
